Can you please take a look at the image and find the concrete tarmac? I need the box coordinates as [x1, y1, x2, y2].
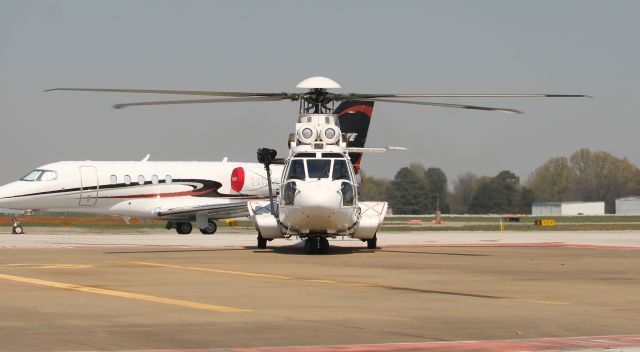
[0, 229, 638, 351]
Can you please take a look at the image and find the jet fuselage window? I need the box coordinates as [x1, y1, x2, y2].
[165, 175, 172, 184]
[151, 175, 159, 185]
[110, 175, 117, 185]
[138, 175, 145, 185]
[306, 159, 331, 179]
[124, 175, 131, 185]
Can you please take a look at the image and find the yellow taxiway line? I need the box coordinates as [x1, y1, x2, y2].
[127, 260, 370, 287]
[126, 261, 567, 305]
[0, 272, 252, 313]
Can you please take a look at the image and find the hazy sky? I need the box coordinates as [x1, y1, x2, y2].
[1, 1, 639, 185]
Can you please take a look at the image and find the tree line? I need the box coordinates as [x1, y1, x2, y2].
[359, 148, 640, 214]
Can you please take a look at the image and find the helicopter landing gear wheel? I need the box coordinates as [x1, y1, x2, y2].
[175, 222, 192, 235]
[304, 237, 319, 255]
[318, 237, 329, 254]
[367, 234, 377, 249]
[257, 233, 268, 249]
[304, 237, 329, 255]
[200, 221, 217, 235]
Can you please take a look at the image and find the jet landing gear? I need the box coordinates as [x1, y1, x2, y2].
[11, 215, 24, 235]
[199, 221, 217, 235]
[304, 237, 330, 255]
[171, 222, 192, 235]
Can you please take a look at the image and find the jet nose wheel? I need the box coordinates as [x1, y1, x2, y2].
[200, 221, 217, 235]
[12, 225, 24, 235]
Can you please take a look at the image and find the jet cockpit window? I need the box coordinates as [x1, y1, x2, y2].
[307, 159, 331, 179]
[21, 170, 43, 181]
[40, 171, 58, 181]
[20, 169, 57, 181]
[286, 159, 306, 180]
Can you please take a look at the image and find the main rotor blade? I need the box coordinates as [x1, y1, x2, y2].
[112, 96, 287, 109]
[46, 87, 293, 98]
[363, 98, 522, 114]
[341, 93, 592, 99]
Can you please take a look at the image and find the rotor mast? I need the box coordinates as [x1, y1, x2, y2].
[295, 77, 342, 114]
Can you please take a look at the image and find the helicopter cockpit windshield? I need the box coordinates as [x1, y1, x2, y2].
[285, 153, 354, 182]
[283, 153, 356, 207]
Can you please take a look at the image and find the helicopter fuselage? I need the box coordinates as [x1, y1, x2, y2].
[248, 113, 387, 253]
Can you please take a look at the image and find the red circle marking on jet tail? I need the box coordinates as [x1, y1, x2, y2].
[231, 167, 245, 193]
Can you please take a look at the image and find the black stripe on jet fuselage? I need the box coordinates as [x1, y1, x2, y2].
[0, 179, 249, 200]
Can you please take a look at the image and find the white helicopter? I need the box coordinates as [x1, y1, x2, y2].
[37, 77, 587, 254]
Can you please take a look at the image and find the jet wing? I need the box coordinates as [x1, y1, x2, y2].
[154, 201, 249, 221]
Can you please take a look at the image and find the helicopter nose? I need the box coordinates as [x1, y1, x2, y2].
[294, 181, 342, 214]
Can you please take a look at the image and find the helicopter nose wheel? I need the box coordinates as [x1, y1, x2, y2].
[304, 237, 329, 255]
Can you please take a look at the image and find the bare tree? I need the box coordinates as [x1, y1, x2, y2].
[450, 172, 478, 214]
[569, 149, 639, 213]
[527, 157, 575, 202]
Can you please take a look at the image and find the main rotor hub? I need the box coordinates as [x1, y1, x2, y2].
[296, 77, 341, 89]
[296, 77, 342, 114]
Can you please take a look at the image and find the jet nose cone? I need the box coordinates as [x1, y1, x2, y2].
[0, 182, 24, 209]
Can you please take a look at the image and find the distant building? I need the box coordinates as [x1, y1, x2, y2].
[615, 197, 640, 215]
[532, 202, 605, 216]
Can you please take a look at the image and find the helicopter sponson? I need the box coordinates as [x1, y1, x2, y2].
[248, 113, 387, 254]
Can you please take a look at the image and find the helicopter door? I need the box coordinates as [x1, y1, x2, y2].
[79, 166, 99, 206]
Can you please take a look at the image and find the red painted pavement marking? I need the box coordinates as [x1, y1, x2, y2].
[385, 242, 640, 250]
[114, 335, 640, 351]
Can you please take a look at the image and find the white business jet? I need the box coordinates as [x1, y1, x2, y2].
[0, 158, 283, 235]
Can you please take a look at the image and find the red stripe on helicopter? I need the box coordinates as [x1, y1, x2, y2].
[337, 105, 373, 118]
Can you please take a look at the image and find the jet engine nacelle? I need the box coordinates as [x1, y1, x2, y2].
[229, 166, 279, 197]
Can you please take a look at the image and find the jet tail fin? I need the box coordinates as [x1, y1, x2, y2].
[335, 100, 374, 174]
